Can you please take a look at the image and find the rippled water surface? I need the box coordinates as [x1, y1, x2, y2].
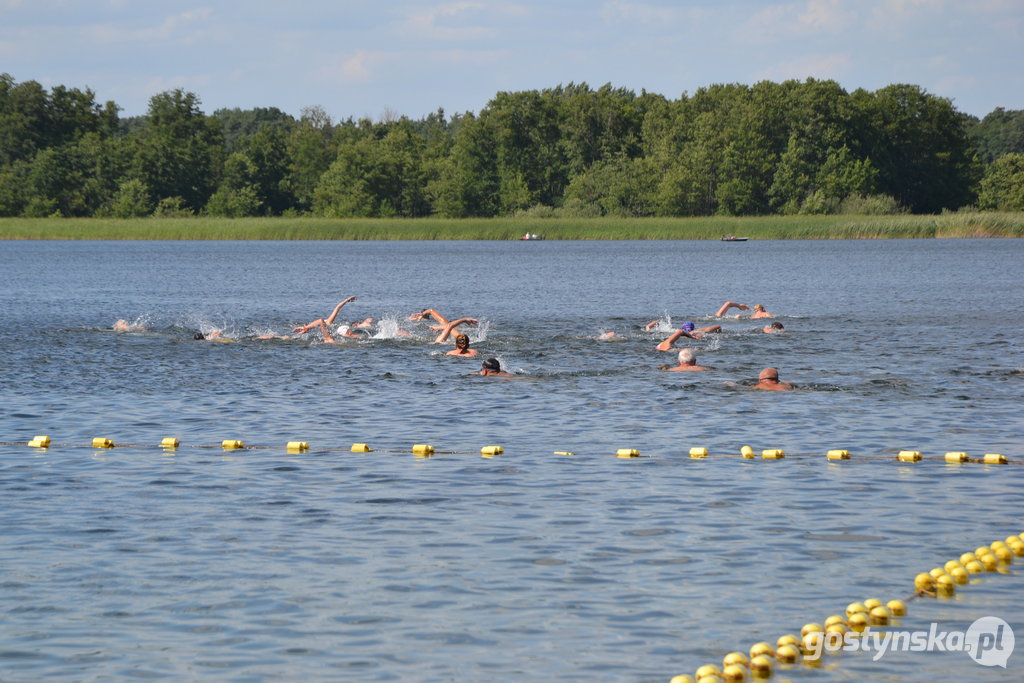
[1, 239, 1022, 681]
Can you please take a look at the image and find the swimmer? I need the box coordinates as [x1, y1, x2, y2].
[447, 333, 478, 358]
[477, 357, 511, 376]
[655, 321, 721, 351]
[433, 317, 478, 347]
[353, 317, 374, 329]
[714, 301, 749, 317]
[662, 348, 710, 372]
[193, 330, 231, 342]
[751, 304, 773, 319]
[293, 296, 357, 335]
[113, 319, 145, 332]
[599, 331, 617, 340]
[754, 367, 794, 391]
[763, 321, 785, 333]
[409, 308, 449, 331]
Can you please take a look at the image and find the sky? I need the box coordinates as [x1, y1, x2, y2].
[2, 0, 1021, 122]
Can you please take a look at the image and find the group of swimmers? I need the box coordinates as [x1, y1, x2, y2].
[115, 297, 791, 386]
[647, 300, 794, 390]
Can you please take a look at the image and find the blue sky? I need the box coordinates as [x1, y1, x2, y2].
[2, 0, 1021, 121]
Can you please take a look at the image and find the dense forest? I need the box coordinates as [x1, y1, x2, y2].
[2, 73, 1023, 219]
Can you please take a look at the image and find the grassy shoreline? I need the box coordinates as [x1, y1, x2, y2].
[1, 213, 1022, 240]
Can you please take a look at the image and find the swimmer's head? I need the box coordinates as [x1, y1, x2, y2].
[682, 321, 696, 332]
[759, 367, 779, 381]
[753, 304, 765, 312]
[193, 332, 206, 340]
[678, 349, 696, 364]
[769, 322, 784, 330]
[482, 358, 501, 372]
[455, 333, 470, 349]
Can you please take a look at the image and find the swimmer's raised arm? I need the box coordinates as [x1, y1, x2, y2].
[644, 319, 661, 331]
[433, 317, 478, 344]
[655, 328, 695, 351]
[324, 296, 357, 325]
[714, 301, 748, 317]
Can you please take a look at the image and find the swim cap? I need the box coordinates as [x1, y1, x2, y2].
[682, 321, 695, 332]
[482, 358, 501, 371]
[759, 367, 779, 381]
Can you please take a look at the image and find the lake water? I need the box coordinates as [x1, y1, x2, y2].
[1, 239, 1022, 681]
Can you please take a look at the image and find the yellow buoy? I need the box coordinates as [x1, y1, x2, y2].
[869, 606, 890, 625]
[689, 447, 709, 458]
[950, 567, 970, 585]
[616, 448, 640, 458]
[846, 602, 868, 617]
[694, 664, 722, 679]
[848, 612, 869, 633]
[161, 437, 179, 449]
[749, 654, 773, 678]
[776, 634, 801, 650]
[554, 451, 575, 456]
[775, 643, 801, 663]
[721, 664, 748, 683]
[929, 567, 948, 579]
[221, 439, 244, 450]
[825, 623, 849, 637]
[28, 435, 51, 447]
[823, 615, 846, 628]
[826, 449, 850, 460]
[979, 554, 999, 571]
[722, 652, 748, 668]
[351, 443, 372, 452]
[801, 623, 824, 638]
[286, 441, 309, 452]
[863, 598, 883, 610]
[897, 450, 921, 462]
[975, 545, 994, 558]
[761, 449, 785, 459]
[964, 560, 986, 575]
[992, 546, 1013, 565]
[944, 451, 969, 463]
[914, 573, 936, 592]
[740, 445, 755, 459]
[887, 599, 907, 616]
[959, 552, 977, 565]
[412, 444, 435, 455]
[92, 437, 115, 448]
[749, 642, 774, 659]
[983, 453, 1007, 464]
[670, 676, 696, 683]
[944, 559, 963, 574]
[481, 445, 504, 456]
[936, 574, 956, 597]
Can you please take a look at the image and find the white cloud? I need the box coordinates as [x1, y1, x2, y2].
[740, 0, 855, 43]
[600, 1, 684, 26]
[83, 8, 213, 45]
[867, 0, 942, 30]
[397, 2, 496, 41]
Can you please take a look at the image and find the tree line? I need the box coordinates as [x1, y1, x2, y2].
[2, 73, 1023, 219]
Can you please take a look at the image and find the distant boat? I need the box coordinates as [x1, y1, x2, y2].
[519, 233, 544, 240]
[721, 235, 748, 242]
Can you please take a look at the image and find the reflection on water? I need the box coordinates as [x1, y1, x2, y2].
[0, 239, 1022, 681]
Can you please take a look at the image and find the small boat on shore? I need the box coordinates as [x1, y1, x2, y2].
[721, 234, 748, 242]
[520, 233, 544, 241]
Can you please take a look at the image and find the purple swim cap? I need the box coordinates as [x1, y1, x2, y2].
[682, 321, 696, 332]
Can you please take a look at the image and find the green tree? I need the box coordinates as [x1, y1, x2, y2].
[977, 153, 1024, 210]
[130, 89, 223, 212]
